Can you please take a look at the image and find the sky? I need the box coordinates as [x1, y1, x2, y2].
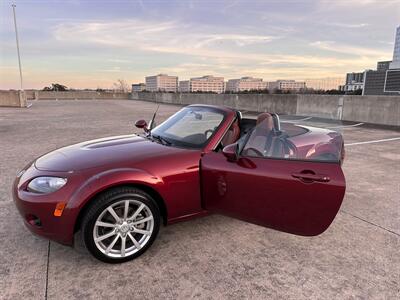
[0, 0, 399, 90]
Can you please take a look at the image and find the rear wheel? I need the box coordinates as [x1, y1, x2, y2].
[82, 187, 160, 263]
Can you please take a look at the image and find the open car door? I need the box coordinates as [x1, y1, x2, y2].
[201, 121, 346, 236]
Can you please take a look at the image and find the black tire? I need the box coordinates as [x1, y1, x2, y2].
[82, 187, 160, 263]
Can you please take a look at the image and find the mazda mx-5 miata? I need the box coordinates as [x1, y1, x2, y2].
[13, 104, 346, 263]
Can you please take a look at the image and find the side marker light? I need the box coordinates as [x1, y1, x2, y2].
[54, 202, 66, 217]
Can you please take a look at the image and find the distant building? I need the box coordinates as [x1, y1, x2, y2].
[363, 67, 400, 95]
[363, 64, 400, 95]
[363, 26, 400, 95]
[132, 83, 146, 92]
[389, 26, 400, 69]
[145, 74, 178, 92]
[268, 80, 306, 91]
[305, 77, 344, 90]
[179, 80, 190, 93]
[377, 61, 391, 71]
[363, 70, 386, 95]
[179, 75, 224, 93]
[226, 77, 268, 92]
[384, 69, 400, 93]
[343, 72, 365, 92]
[384, 26, 400, 93]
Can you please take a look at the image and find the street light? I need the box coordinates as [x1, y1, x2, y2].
[12, 4, 23, 91]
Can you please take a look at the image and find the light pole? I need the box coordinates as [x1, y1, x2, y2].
[12, 4, 23, 91]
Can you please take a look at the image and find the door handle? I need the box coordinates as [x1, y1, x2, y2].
[292, 172, 330, 183]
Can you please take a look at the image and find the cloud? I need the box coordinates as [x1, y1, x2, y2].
[107, 58, 132, 63]
[330, 22, 369, 28]
[52, 18, 385, 68]
[193, 34, 277, 48]
[18, 17, 384, 86]
[3, 0, 398, 90]
[309, 41, 390, 58]
[53, 19, 277, 51]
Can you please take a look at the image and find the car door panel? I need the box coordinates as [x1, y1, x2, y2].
[201, 152, 346, 236]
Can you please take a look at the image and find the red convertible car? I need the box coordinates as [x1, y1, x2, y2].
[13, 104, 346, 263]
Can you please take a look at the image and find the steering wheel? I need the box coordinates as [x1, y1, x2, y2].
[204, 129, 214, 139]
[243, 147, 264, 157]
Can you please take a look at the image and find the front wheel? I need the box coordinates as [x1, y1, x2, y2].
[82, 187, 160, 263]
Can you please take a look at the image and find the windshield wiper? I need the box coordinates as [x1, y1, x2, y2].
[151, 134, 172, 146]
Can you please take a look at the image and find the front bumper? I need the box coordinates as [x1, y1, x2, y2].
[12, 164, 82, 246]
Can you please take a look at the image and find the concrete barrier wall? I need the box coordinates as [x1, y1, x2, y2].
[3, 90, 398, 126]
[296, 94, 343, 119]
[130, 92, 400, 126]
[0, 90, 27, 107]
[343, 95, 400, 126]
[25, 90, 36, 100]
[130, 92, 298, 114]
[36, 91, 130, 100]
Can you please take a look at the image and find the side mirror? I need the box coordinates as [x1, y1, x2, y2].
[135, 119, 149, 132]
[222, 143, 238, 162]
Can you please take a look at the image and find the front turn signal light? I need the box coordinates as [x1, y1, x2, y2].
[54, 202, 66, 217]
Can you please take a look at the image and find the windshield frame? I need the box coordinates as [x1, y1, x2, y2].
[150, 106, 228, 150]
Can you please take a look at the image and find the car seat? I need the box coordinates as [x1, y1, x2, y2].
[221, 119, 241, 146]
[243, 113, 290, 158]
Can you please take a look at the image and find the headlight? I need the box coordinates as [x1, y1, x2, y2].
[27, 177, 67, 194]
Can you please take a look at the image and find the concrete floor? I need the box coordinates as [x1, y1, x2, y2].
[0, 100, 399, 300]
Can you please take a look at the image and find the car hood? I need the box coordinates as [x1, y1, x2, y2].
[35, 134, 182, 172]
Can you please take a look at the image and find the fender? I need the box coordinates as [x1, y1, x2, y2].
[307, 141, 342, 161]
[60, 168, 164, 244]
[68, 167, 163, 211]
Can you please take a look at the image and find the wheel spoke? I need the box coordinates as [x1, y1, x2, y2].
[105, 235, 119, 254]
[128, 203, 145, 221]
[107, 206, 121, 223]
[132, 216, 153, 226]
[120, 236, 126, 257]
[133, 228, 151, 236]
[127, 232, 141, 249]
[93, 198, 154, 259]
[95, 221, 116, 228]
[123, 200, 129, 220]
[95, 231, 116, 242]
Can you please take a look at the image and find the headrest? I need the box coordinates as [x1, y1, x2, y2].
[256, 113, 275, 131]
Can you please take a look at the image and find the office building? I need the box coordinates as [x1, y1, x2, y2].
[179, 75, 224, 93]
[377, 61, 391, 71]
[145, 74, 178, 92]
[389, 26, 400, 69]
[343, 72, 365, 92]
[363, 70, 386, 95]
[339, 72, 365, 92]
[384, 69, 400, 93]
[226, 77, 268, 92]
[364, 26, 400, 95]
[179, 80, 190, 93]
[132, 83, 146, 92]
[384, 26, 400, 93]
[268, 80, 306, 91]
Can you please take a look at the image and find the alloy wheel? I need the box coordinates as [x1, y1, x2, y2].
[93, 197, 154, 258]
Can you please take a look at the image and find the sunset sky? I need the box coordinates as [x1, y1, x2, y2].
[1, 0, 399, 90]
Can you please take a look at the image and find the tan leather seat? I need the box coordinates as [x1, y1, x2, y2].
[244, 112, 288, 158]
[243, 113, 275, 155]
[256, 112, 275, 129]
[221, 120, 240, 146]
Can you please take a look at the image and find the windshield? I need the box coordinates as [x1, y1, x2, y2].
[150, 106, 226, 149]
